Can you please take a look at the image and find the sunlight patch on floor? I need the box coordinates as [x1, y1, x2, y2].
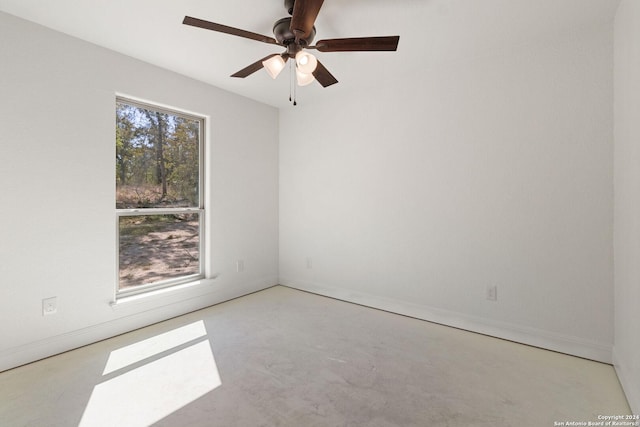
[79, 321, 220, 427]
[103, 321, 208, 375]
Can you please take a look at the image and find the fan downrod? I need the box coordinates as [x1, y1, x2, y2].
[284, 0, 295, 15]
[274, 1, 316, 47]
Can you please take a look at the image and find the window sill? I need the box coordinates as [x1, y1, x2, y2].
[110, 275, 218, 308]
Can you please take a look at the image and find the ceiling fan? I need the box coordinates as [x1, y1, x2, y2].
[182, 0, 400, 90]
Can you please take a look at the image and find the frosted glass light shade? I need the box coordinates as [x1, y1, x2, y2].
[295, 51, 318, 74]
[296, 69, 315, 86]
[262, 55, 286, 79]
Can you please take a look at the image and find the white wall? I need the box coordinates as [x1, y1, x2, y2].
[0, 11, 279, 371]
[614, 0, 640, 415]
[280, 22, 614, 362]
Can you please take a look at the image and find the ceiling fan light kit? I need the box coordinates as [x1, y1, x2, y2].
[262, 55, 287, 79]
[295, 50, 318, 74]
[183, 0, 399, 102]
[296, 69, 315, 86]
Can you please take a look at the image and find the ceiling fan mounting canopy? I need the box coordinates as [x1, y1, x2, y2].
[182, 0, 400, 89]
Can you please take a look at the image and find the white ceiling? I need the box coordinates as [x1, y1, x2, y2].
[0, 0, 621, 108]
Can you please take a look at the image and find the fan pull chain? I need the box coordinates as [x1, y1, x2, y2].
[293, 79, 297, 106]
[286, 60, 298, 106]
[291, 61, 297, 106]
[289, 60, 293, 103]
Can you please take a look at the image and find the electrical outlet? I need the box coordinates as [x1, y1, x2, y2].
[236, 260, 244, 273]
[486, 285, 498, 302]
[42, 297, 58, 316]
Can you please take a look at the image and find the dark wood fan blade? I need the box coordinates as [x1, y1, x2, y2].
[183, 16, 278, 45]
[231, 54, 280, 78]
[290, 0, 324, 41]
[312, 60, 338, 87]
[314, 36, 400, 52]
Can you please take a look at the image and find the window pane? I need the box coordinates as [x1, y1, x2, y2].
[116, 102, 200, 209]
[119, 214, 200, 289]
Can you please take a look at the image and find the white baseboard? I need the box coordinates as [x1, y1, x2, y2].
[280, 278, 613, 364]
[0, 277, 277, 372]
[613, 348, 640, 415]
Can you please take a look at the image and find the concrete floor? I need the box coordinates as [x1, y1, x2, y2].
[0, 286, 631, 426]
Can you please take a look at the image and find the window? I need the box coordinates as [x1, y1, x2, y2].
[116, 98, 204, 296]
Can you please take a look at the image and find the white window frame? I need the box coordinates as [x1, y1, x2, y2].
[115, 97, 206, 298]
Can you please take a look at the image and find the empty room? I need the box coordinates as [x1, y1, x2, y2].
[0, 0, 638, 426]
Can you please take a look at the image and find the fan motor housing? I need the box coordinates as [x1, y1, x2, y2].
[273, 17, 315, 46]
